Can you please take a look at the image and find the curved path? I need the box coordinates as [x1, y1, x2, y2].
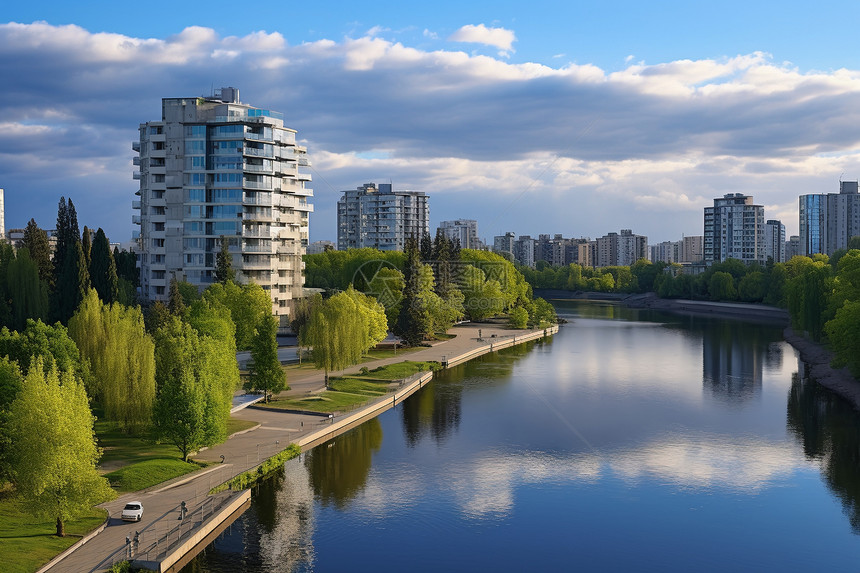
[50, 322, 548, 572]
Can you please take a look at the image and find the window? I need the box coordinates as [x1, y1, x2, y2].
[149, 126, 162, 135]
[184, 125, 206, 137]
[186, 189, 205, 202]
[153, 222, 165, 231]
[185, 140, 205, 154]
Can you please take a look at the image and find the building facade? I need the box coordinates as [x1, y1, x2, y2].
[438, 219, 479, 249]
[785, 235, 800, 260]
[596, 229, 647, 267]
[764, 219, 786, 263]
[493, 232, 516, 258]
[337, 183, 429, 251]
[513, 235, 535, 267]
[799, 181, 860, 257]
[133, 87, 312, 328]
[703, 193, 765, 265]
[679, 235, 704, 263]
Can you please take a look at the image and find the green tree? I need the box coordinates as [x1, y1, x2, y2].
[153, 318, 208, 460]
[737, 271, 766, 302]
[366, 266, 404, 331]
[246, 314, 287, 402]
[460, 265, 506, 320]
[145, 300, 171, 334]
[202, 281, 271, 350]
[89, 228, 119, 304]
[0, 357, 22, 483]
[7, 360, 114, 536]
[214, 235, 235, 284]
[81, 226, 92, 269]
[709, 271, 737, 301]
[397, 238, 432, 344]
[6, 248, 49, 331]
[825, 300, 860, 377]
[508, 306, 528, 329]
[290, 293, 321, 364]
[168, 277, 187, 317]
[21, 219, 52, 287]
[786, 258, 833, 341]
[0, 319, 87, 378]
[69, 290, 156, 432]
[0, 242, 15, 329]
[306, 290, 384, 382]
[55, 241, 90, 324]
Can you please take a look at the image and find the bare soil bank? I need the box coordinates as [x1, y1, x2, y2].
[535, 289, 860, 410]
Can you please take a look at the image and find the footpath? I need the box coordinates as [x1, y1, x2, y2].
[47, 321, 557, 573]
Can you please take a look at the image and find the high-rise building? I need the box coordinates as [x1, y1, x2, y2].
[764, 219, 786, 263]
[513, 235, 535, 267]
[596, 229, 647, 267]
[679, 235, 704, 264]
[703, 193, 765, 265]
[337, 183, 429, 251]
[438, 219, 479, 249]
[785, 235, 800, 260]
[799, 181, 860, 257]
[133, 87, 312, 328]
[650, 241, 678, 264]
[493, 232, 516, 257]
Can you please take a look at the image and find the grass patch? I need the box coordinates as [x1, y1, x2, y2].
[227, 418, 259, 436]
[103, 459, 202, 493]
[95, 418, 183, 467]
[262, 361, 440, 414]
[0, 495, 106, 573]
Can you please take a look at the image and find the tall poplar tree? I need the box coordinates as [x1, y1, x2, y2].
[52, 198, 87, 324]
[396, 237, 431, 345]
[6, 248, 49, 331]
[81, 226, 92, 270]
[21, 219, 52, 287]
[89, 228, 119, 304]
[214, 235, 235, 284]
[246, 314, 287, 402]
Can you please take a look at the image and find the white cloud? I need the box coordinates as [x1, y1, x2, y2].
[448, 23, 516, 55]
[4, 22, 860, 242]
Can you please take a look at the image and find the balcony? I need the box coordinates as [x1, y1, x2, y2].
[133, 156, 141, 166]
[132, 141, 140, 152]
[133, 171, 141, 180]
[132, 200, 141, 209]
[132, 215, 141, 225]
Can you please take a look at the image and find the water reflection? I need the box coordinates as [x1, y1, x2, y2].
[400, 341, 539, 447]
[787, 369, 860, 532]
[305, 418, 382, 509]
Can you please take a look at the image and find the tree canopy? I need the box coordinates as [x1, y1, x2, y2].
[7, 359, 114, 536]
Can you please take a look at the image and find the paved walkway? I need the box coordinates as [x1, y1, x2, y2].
[50, 322, 548, 572]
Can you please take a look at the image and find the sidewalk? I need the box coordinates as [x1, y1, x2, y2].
[49, 322, 552, 572]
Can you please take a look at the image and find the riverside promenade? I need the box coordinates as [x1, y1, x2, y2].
[48, 321, 557, 573]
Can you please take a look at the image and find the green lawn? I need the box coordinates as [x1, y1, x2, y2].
[261, 361, 439, 414]
[103, 459, 201, 493]
[0, 495, 106, 573]
[226, 418, 259, 435]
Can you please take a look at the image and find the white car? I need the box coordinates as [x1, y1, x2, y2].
[121, 501, 144, 522]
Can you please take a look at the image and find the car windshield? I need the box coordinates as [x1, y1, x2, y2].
[124, 504, 140, 510]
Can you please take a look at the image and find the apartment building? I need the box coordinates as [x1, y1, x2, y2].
[133, 87, 312, 327]
[337, 183, 429, 251]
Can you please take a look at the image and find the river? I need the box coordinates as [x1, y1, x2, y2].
[183, 300, 860, 572]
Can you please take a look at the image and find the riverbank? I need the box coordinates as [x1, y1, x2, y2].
[534, 289, 790, 323]
[48, 321, 558, 573]
[783, 327, 860, 411]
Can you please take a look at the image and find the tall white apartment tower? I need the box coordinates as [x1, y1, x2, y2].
[704, 193, 765, 265]
[133, 87, 313, 328]
[438, 219, 479, 249]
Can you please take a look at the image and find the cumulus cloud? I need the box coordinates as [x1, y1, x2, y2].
[2, 22, 860, 243]
[448, 23, 516, 56]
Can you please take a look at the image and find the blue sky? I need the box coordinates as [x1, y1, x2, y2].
[4, 1, 860, 244]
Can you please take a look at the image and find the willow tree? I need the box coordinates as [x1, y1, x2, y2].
[69, 290, 156, 432]
[306, 288, 387, 383]
[202, 281, 271, 350]
[7, 359, 114, 536]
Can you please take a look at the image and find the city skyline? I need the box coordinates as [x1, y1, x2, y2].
[6, 3, 860, 244]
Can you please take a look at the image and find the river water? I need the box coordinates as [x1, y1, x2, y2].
[184, 301, 860, 572]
